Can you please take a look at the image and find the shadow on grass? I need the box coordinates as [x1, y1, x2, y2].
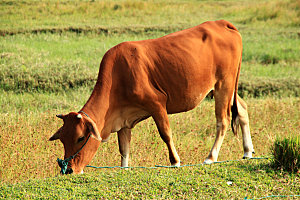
[236, 158, 299, 177]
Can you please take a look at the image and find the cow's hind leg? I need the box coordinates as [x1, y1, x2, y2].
[151, 107, 180, 167]
[237, 95, 255, 158]
[204, 87, 231, 164]
[117, 128, 132, 167]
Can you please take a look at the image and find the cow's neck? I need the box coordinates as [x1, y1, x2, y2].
[80, 59, 117, 141]
[80, 80, 113, 140]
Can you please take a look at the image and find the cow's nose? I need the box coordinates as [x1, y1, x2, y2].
[65, 168, 73, 174]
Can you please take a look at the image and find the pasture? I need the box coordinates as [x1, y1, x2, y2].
[0, 0, 299, 199]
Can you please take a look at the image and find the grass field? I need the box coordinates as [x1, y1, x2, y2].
[1, 159, 299, 199]
[0, 0, 299, 199]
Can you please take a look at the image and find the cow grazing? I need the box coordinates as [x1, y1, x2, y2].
[49, 20, 255, 174]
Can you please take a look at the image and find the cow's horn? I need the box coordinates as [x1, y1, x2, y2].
[77, 114, 82, 119]
[56, 114, 63, 119]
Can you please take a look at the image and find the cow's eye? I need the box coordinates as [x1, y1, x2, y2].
[78, 136, 85, 143]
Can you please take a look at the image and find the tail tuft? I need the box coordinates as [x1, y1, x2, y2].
[231, 100, 239, 136]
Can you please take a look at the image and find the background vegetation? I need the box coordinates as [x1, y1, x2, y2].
[0, 0, 299, 199]
[272, 136, 299, 173]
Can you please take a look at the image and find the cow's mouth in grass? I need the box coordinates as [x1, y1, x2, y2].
[65, 168, 73, 174]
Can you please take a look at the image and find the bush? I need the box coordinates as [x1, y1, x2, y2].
[272, 137, 299, 173]
[238, 78, 300, 98]
[0, 61, 97, 93]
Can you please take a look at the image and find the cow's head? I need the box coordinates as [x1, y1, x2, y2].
[49, 112, 101, 174]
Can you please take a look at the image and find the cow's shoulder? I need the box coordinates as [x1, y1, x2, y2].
[108, 41, 146, 61]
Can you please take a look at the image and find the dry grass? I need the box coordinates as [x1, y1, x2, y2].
[1, 0, 299, 34]
[1, 97, 299, 184]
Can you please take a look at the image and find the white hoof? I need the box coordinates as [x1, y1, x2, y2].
[243, 151, 253, 159]
[172, 161, 181, 167]
[203, 159, 214, 164]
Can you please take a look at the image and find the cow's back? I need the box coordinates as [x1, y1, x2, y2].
[107, 20, 242, 114]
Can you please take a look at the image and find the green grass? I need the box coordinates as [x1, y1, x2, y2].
[272, 137, 300, 173]
[0, 159, 299, 199]
[1, 31, 299, 94]
[241, 28, 300, 64]
[238, 78, 299, 98]
[1, 0, 299, 34]
[224, 0, 300, 27]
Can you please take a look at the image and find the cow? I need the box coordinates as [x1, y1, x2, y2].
[49, 20, 255, 174]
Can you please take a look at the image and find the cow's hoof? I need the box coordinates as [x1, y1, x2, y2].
[121, 166, 129, 170]
[243, 151, 254, 159]
[203, 159, 214, 164]
[172, 162, 181, 167]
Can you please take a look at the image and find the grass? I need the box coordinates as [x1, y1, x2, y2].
[238, 77, 299, 98]
[0, 0, 299, 34]
[1, 159, 299, 199]
[241, 28, 300, 64]
[272, 137, 300, 173]
[0, 96, 299, 184]
[0, 0, 300, 198]
[224, 0, 300, 27]
[1, 1, 299, 95]
[1, 31, 299, 94]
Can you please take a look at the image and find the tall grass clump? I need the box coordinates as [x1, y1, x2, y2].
[272, 137, 299, 173]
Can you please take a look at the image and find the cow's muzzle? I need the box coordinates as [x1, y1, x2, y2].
[65, 168, 73, 174]
[56, 134, 92, 175]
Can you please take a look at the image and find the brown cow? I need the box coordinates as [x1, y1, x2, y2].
[50, 20, 254, 174]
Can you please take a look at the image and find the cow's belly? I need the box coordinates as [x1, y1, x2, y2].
[150, 51, 216, 114]
[109, 107, 150, 133]
[166, 85, 214, 114]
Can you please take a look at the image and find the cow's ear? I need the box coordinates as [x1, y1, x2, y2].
[56, 114, 65, 119]
[49, 127, 62, 141]
[85, 118, 102, 141]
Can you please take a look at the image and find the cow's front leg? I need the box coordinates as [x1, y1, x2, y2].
[152, 109, 180, 167]
[117, 128, 131, 167]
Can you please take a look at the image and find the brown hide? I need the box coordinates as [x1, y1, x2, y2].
[84, 20, 241, 135]
[50, 20, 254, 173]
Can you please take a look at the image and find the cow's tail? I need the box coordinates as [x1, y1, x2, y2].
[231, 52, 242, 136]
